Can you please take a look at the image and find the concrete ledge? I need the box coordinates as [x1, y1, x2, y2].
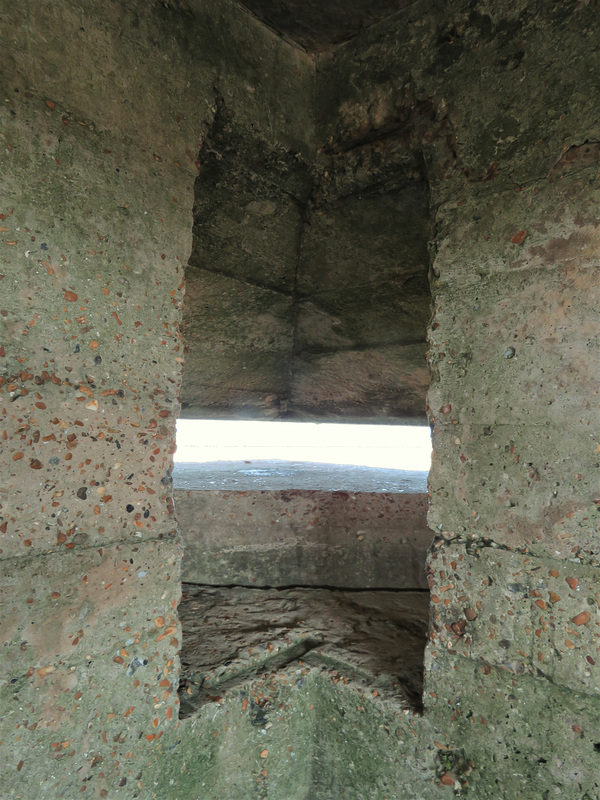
[175, 488, 431, 589]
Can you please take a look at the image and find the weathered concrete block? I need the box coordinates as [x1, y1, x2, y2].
[181, 271, 293, 418]
[290, 344, 429, 421]
[296, 273, 430, 353]
[297, 187, 430, 298]
[189, 129, 310, 294]
[0, 538, 181, 796]
[427, 417, 599, 561]
[0, 539, 180, 670]
[427, 543, 600, 697]
[176, 489, 431, 588]
[423, 651, 600, 799]
[190, 191, 301, 293]
[316, 0, 600, 197]
[428, 265, 599, 427]
[431, 172, 600, 291]
[0, 376, 178, 556]
[0, 98, 185, 561]
[164, 667, 438, 800]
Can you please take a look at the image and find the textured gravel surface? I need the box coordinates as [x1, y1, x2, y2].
[179, 584, 429, 716]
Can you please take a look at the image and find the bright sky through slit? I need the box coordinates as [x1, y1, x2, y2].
[175, 420, 432, 471]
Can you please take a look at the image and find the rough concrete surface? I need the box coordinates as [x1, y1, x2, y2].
[176, 488, 431, 588]
[181, 57, 432, 423]
[238, 0, 416, 52]
[2, 0, 600, 797]
[178, 584, 429, 715]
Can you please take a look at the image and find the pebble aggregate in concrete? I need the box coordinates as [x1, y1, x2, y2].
[2, 0, 600, 796]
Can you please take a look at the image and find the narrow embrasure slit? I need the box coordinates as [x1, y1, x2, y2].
[177, 101, 435, 721]
[174, 425, 433, 718]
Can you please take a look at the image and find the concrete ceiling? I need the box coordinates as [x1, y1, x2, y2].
[237, 0, 416, 52]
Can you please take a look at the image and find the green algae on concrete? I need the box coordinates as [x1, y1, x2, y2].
[2, 0, 600, 796]
[152, 667, 439, 800]
[0, 0, 314, 796]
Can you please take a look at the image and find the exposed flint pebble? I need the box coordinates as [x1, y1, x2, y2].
[76, 487, 88, 500]
[572, 611, 590, 625]
[504, 347, 516, 359]
[126, 657, 149, 676]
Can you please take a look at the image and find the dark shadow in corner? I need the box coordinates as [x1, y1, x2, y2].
[178, 584, 429, 718]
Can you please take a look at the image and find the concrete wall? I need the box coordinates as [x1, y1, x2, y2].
[181, 59, 432, 423]
[176, 489, 430, 588]
[314, 0, 600, 794]
[181, 107, 312, 419]
[0, 1, 313, 796]
[2, 0, 600, 797]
